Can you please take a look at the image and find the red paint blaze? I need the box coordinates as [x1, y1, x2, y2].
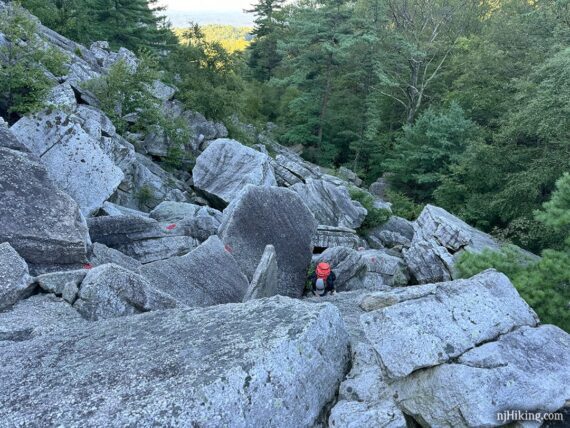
[166, 224, 177, 231]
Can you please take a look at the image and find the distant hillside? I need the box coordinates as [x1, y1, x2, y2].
[175, 25, 253, 52]
[166, 10, 254, 27]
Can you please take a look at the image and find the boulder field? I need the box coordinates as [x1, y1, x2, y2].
[0, 4, 568, 426]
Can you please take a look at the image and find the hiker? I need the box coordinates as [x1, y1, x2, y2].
[310, 262, 337, 297]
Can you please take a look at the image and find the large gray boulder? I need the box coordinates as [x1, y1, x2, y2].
[89, 242, 142, 273]
[74, 264, 179, 320]
[11, 110, 124, 216]
[141, 236, 249, 307]
[291, 179, 367, 229]
[0, 243, 33, 310]
[404, 205, 504, 284]
[359, 250, 410, 287]
[312, 225, 362, 250]
[0, 146, 91, 268]
[243, 245, 279, 301]
[0, 297, 350, 427]
[393, 325, 570, 427]
[88, 215, 199, 264]
[0, 294, 85, 345]
[193, 139, 277, 208]
[367, 216, 414, 250]
[361, 270, 539, 379]
[219, 185, 318, 298]
[150, 201, 222, 241]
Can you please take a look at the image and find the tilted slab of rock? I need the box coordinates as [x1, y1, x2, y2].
[361, 270, 539, 379]
[359, 283, 438, 312]
[404, 205, 504, 284]
[359, 250, 409, 287]
[36, 269, 86, 299]
[88, 215, 199, 263]
[0, 294, 85, 345]
[11, 110, 124, 216]
[313, 225, 362, 250]
[367, 216, 414, 250]
[291, 179, 367, 229]
[74, 264, 179, 320]
[0, 119, 27, 151]
[393, 325, 570, 428]
[219, 185, 317, 298]
[89, 243, 142, 273]
[141, 236, 249, 307]
[0, 146, 91, 267]
[0, 243, 33, 311]
[150, 201, 222, 241]
[329, 400, 406, 428]
[0, 297, 349, 427]
[243, 245, 279, 301]
[193, 139, 277, 208]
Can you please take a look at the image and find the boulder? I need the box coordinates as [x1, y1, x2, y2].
[367, 216, 414, 250]
[45, 83, 77, 110]
[0, 243, 33, 310]
[0, 119, 27, 151]
[89, 243, 142, 273]
[369, 177, 389, 199]
[313, 225, 362, 250]
[74, 264, 179, 321]
[141, 236, 249, 307]
[36, 270, 87, 298]
[0, 294, 85, 344]
[88, 215, 199, 264]
[219, 186, 317, 298]
[291, 179, 367, 229]
[148, 80, 176, 101]
[404, 205, 503, 284]
[243, 245, 279, 301]
[393, 325, 570, 428]
[359, 250, 409, 287]
[359, 283, 438, 312]
[0, 297, 350, 427]
[361, 270, 539, 379]
[193, 139, 277, 208]
[150, 201, 222, 241]
[337, 166, 363, 187]
[0, 146, 91, 267]
[11, 110, 124, 216]
[329, 400, 406, 428]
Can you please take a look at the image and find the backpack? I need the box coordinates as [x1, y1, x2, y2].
[316, 262, 331, 282]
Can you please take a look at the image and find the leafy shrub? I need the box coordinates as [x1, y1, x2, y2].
[385, 190, 424, 221]
[136, 185, 155, 209]
[349, 188, 391, 235]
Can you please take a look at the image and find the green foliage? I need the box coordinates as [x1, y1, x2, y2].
[175, 25, 252, 53]
[136, 185, 155, 209]
[349, 188, 391, 234]
[385, 190, 424, 221]
[0, 4, 64, 120]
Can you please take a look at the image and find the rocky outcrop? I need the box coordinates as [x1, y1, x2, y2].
[74, 264, 179, 320]
[88, 215, 199, 264]
[337, 166, 363, 187]
[219, 185, 317, 298]
[0, 140, 91, 269]
[359, 250, 409, 287]
[0, 297, 350, 427]
[193, 139, 277, 208]
[0, 295, 85, 344]
[314, 247, 368, 291]
[291, 179, 367, 229]
[393, 325, 570, 427]
[404, 205, 505, 284]
[11, 110, 125, 216]
[141, 236, 249, 307]
[361, 270, 538, 379]
[89, 243, 142, 273]
[367, 216, 414, 250]
[36, 270, 86, 303]
[0, 243, 33, 310]
[149, 201, 222, 241]
[243, 245, 279, 301]
[313, 225, 362, 250]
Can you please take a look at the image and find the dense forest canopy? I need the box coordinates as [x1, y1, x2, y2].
[9, 0, 570, 329]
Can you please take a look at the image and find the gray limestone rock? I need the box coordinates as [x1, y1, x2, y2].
[0, 297, 350, 427]
[0, 147, 91, 267]
[141, 236, 249, 307]
[0, 243, 33, 310]
[393, 325, 570, 428]
[74, 263, 179, 320]
[291, 179, 367, 229]
[89, 242, 142, 273]
[193, 139, 277, 208]
[243, 245, 279, 301]
[361, 270, 539, 380]
[219, 185, 317, 298]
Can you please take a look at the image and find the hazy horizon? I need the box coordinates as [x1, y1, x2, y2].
[160, 0, 256, 26]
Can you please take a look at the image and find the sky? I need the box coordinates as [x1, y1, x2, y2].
[160, 0, 256, 11]
[160, 0, 256, 26]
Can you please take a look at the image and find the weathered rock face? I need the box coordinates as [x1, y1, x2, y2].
[36, 270, 86, 301]
[219, 185, 318, 298]
[150, 201, 222, 241]
[193, 139, 277, 208]
[0, 297, 350, 427]
[361, 270, 539, 379]
[404, 205, 503, 284]
[367, 216, 414, 251]
[393, 325, 570, 428]
[89, 242, 142, 273]
[337, 166, 363, 187]
[88, 215, 199, 264]
[291, 179, 367, 229]
[0, 243, 33, 310]
[313, 225, 362, 250]
[359, 250, 410, 287]
[11, 110, 125, 216]
[141, 236, 249, 307]
[0, 146, 91, 268]
[0, 295, 85, 344]
[243, 245, 279, 301]
[314, 247, 368, 291]
[74, 264, 179, 320]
